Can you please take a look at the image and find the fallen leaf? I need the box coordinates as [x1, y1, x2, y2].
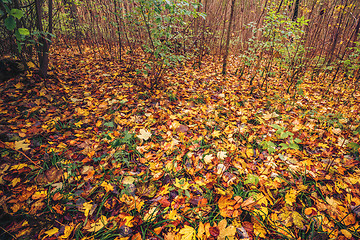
[101, 181, 114, 192]
[204, 154, 214, 164]
[340, 229, 352, 239]
[81, 202, 93, 217]
[218, 219, 236, 240]
[14, 139, 30, 151]
[44, 227, 58, 237]
[86, 215, 108, 232]
[137, 129, 152, 140]
[179, 225, 195, 240]
[217, 151, 227, 160]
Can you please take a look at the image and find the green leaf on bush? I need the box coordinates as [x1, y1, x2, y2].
[279, 143, 289, 151]
[18, 28, 30, 35]
[347, 142, 359, 151]
[104, 121, 114, 128]
[10, 9, 23, 19]
[5, 16, 16, 30]
[244, 174, 259, 185]
[288, 142, 299, 150]
[260, 140, 277, 154]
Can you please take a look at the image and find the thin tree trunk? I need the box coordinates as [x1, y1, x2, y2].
[327, 0, 348, 65]
[292, 0, 300, 21]
[68, 0, 82, 54]
[222, 0, 236, 75]
[114, 0, 122, 60]
[35, 0, 52, 78]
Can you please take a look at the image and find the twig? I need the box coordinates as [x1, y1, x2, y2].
[0, 226, 16, 239]
[0, 140, 43, 169]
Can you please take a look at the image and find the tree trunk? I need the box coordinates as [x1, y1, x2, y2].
[67, 0, 82, 54]
[222, 0, 236, 75]
[292, 0, 300, 21]
[114, 0, 122, 60]
[35, 0, 53, 78]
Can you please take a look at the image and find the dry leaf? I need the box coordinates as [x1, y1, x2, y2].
[81, 202, 93, 217]
[204, 154, 214, 164]
[137, 129, 152, 140]
[179, 225, 195, 240]
[44, 227, 58, 237]
[86, 215, 108, 232]
[14, 139, 30, 151]
[217, 219, 236, 240]
[101, 181, 114, 192]
[217, 151, 227, 160]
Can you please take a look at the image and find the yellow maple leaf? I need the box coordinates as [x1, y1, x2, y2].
[44, 227, 59, 237]
[81, 202, 93, 217]
[212, 130, 222, 138]
[292, 124, 303, 132]
[285, 189, 298, 206]
[32, 190, 47, 200]
[339, 118, 348, 124]
[218, 219, 236, 240]
[10, 163, 28, 171]
[197, 222, 205, 240]
[174, 178, 190, 190]
[253, 218, 267, 238]
[144, 206, 159, 222]
[57, 142, 67, 149]
[217, 151, 227, 160]
[203, 154, 214, 164]
[10, 178, 21, 187]
[59, 224, 74, 239]
[101, 181, 114, 192]
[164, 231, 181, 240]
[87, 215, 108, 232]
[157, 183, 170, 196]
[318, 142, 329, 148]
[137, 129, 152, 141]
[332, 128, 342, 135]
[245, 147, 254, 158]
[292, 211, 306, 230]
[15, 82, 24, 89]
[14, 139, 30, 151]
[122, 215, 134, 227]
[262, 112, 273, 121]
[166, 209, 182, 221]
[340, 229, 352, 239]
[95, 120, 102, 127]
[179, 225, 195, 240]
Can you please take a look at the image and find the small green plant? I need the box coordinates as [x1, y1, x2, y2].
[167, 91, 178, 102]
[54, 120, 76, 131]
[279, 137, 302, 151]
[347, 142, 359, 159]
[260, 140, 277, 154]
[239, 5, 308, 93]
[272, 124, 301, 151]
[110, 131, 140, 167]
[1, 5, 30, 52]
[191, 94, 206, 104]
[271, 124, 294, 139]
[261, 125, 301, 154]
[340, 33, 360, 80]
[126, 0, 204, 88]
[244, 173, 259, 186]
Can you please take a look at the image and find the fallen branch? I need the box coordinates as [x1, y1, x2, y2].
[0, 140, 43, 169]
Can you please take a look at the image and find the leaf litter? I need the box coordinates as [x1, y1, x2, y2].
[0, 46, 359, 239]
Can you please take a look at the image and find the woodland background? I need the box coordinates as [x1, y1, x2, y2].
[0, 0, 360, 240]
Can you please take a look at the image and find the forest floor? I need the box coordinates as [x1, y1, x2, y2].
[0, 46, 360, 240]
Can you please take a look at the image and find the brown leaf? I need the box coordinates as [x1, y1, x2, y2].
[36, 166, 63, 184]
[209, 226, 219, 237]
[177, 124, 189, 133]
